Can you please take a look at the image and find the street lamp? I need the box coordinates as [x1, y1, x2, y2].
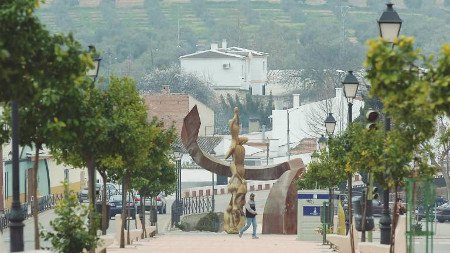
[172, 151, 182, 226]
[342, 70, 359, 247]
[377, 3, 402, 44]
[85, 45, 101, 229]
[324, 113, 337, 136]
[286, 107, 301, 160]
[318, 134, 327, 151]
[343, 71, 359, 102]
[311, 151, 320, 162]
[9, 100, 24, 252]
[378, 2, 402, 245]
[209, 149, 216, 212]
[86, 45, 102, 82]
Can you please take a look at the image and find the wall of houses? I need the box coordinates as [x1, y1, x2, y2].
[143, 89, 215, 137]
[181, 57, 247, 90]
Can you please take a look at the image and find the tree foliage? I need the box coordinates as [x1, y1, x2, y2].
[138, 65, 215, 108]
[41, 183, 99, 253]
[365, 37, 448, 185]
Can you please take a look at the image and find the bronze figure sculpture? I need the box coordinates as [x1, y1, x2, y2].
[223, 107, 248, 233]
[181, 105, 305, 234]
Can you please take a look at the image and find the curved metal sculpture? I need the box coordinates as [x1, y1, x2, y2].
[181, 105, 305, 234]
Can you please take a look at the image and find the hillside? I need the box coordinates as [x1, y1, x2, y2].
[35, 0, 450, 79]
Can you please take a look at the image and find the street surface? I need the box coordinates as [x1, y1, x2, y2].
[1, 189, 450, 252]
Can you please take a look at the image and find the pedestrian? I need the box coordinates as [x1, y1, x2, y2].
[239, 193, 259, 239]
[396, 198, 406, 215]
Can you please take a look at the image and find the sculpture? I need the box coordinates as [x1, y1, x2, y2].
[181, 105, 305, 234]
[223, 107, 248, 233]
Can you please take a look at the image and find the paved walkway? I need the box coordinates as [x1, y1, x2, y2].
[106, 231, 335, 253]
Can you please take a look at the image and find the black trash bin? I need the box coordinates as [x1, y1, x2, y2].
[150, 206, 158, 226]
[95, 202, 111, 230]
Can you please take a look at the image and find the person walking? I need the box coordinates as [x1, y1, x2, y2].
[239, 193, 259, 239]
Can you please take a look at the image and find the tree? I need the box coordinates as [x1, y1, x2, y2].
[41, 182, 99, 253]
[51, 84, 108, 238]
[0, 0, 56, 103]
[103, 76, 157, 247]
[404, 0, 423, 9]
[17, 33, 92, 249]
[1, 0, 95, 248]
[138, 65, 216, 108]
[365, 37, 448, 249]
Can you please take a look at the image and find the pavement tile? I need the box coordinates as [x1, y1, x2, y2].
[107, 232, 335, 253]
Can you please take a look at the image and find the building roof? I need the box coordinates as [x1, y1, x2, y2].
[179, 46, 267, 60]
[173, 136, 223, 154]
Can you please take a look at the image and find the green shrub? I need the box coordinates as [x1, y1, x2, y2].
[195, 212, 220, 232]
[41, 183, 100, 253]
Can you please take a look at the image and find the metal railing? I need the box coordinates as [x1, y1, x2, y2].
[182, 196, 212, 215]
[0, 193, 65, 232]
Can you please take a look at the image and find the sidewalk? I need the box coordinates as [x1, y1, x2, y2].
[106, 230, 335, 253]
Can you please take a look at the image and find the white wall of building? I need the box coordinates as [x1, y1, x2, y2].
[181, 57, 246, 90]
[271, 88, 364, 148]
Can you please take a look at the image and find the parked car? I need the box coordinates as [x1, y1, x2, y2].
[79, 183, 102, 203]
[343, 196, 386, 217]
[109, 194, 136, 220]
[134, 195, 152, 213]
[98, 183, 120, 201]
[415, 197, 447, 221]
[436, 202, 450, 223]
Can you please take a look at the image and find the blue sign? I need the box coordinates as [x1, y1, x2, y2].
[303, 206, 321, 216]
[298, 193, 340, 200]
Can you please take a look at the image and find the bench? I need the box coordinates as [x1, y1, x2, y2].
[114, 214, 142, 244]
[327, 224, 360, 253]
[358, 216, 406, 253]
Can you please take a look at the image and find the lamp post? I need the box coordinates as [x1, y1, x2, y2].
[86, 45, 101, 222]
[324, 113, 337, 136]
[378, 2, 402, 245]
[342, 70, 359, 251]
[286, 107, 301, 160]
[173, 151, 182, 226]
[9, 100, 24, 252]
[318, 134, 327, 151]
[377, 3, 402, 44]
[209, 149, 216, 212]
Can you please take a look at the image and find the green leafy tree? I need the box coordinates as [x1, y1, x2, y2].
[17, 34, 92, 249]
[404, 0, 423, 9]
[51, 84, 108, 237]
[41, 182, 99, 253]
[1, 0, 94, 248]
[0, 0, 55, 103]
[103, 76, 156, 247]
[365, 37, 448, 247]
[138, 65, 215, 108]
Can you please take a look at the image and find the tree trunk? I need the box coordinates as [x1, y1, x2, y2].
[348, 174, 355, 253]
[141, 197, 146, 238]
[100, 172, 108, 235]
[442, 151, 450, 200]
[86, 156, 97, 237]
[390, 185, 399, 253]
[127, 180, 131, 244]
[120, 174, 129, 248]
[33, 147, 40, 249]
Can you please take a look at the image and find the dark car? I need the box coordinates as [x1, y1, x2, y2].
[415, 197, 447, 221]
[436, 202, 450, 223]
[109, 194, 136, 220]
[343, 196, 386, 217]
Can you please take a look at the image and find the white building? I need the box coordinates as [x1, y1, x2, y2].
[271, 88, 365, 162]
[180, 39, 268, 96]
